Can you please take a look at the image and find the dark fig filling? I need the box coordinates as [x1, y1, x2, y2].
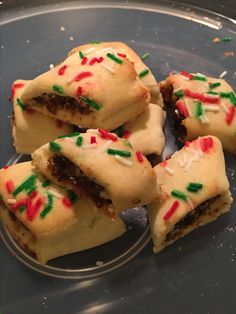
[48, 155, 111, 208]
[161, 84, 187, 143]
[31, 93, 92, 115]
[164, 195, 220, 243]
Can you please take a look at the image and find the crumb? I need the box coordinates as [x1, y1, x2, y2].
[128, 225, 133, 230]
[219, 70, 227, 78]
[1, 45, 4, 49]
[60, 26, 66, 31]
[212, 37, 220, 43]
[96, 260, 104, 266]
[224, 51, 234, 57]
[26, 40, 30, 44]
[178, 246, 182, 251]
[49, 64, 55, 70]
[69, 36, 74, 41]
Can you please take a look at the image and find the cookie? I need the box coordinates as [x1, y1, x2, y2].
[68, 41, 163, 106]
[161, 72, 236, 155]
[31, 129, 158, 212]
[21, 50, 150, 130]
[148, 135, 233, 253]
[0, 162, 126, 264]
[12, 79, 73, 154]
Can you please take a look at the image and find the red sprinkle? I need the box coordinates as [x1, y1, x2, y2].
[117, 52, 127, 58]
[81, 57, 88, 65]
[27, 197, 44, 221]
[3, 165, 9, 170]
[184, 141, 190, 147]
[76, 86, 83, 98]
[123, 130, 131, 139]
[89, 57, 98, 65]
[185, 89, 220, 104]
[225, 106, 235, 125]
[11, 83, 25, 97]
[176, 100, 189, 118]
[62, 196, 72, 208]
[159, 161, 167, 167]
[29, 190, 38, 199]
[163, 201, 179, 221]
[98, 128, 118, 141]
[180, 71, 192, 79]
[74, 71, 93, 82]
[55, 119, 64, 128]
[200, 137, 213, 152]
[11, 198, 27, 211]
[90, 136, 97, 144]
[6, 180, 15, 193]
[135, 151, 144, 163]
[58, 65, 68, 76]
[97, 56, 104, 63]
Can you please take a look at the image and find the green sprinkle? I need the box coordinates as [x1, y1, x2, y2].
[13, 175, 37, 196]
[67, 190, 79, 204]
[229, 92, 236, 106]
[19, 205, 26, 213]
[121, 139, 132, 148]
[220, 92, 231, 98]
[221, 36, 232, 42]
[52, 84, 64, 94]
[187, 182, 203, 193]
[42, 179, 51, 188]
[107, 148, 131, 157]
[113, 125, 125, 137]
[196, 101, 203, 117]
[58, 131, 80, 138]
[40, 193, 54, 218]
[191, 75, 207, 82]
[106, 53, 123, 64]
[76, 136, 83, 146]
[207, 91, 218, 95]
[49, 141, 62, 152]
[16, 98, 27, 110]
[171, 190, 187, 201]
[209, 82, 221, 89]
[141, 52, 150, 60]
[79, 51, 84, 59]
[139, 69, 149, 78]
[174, 90, 184, 98]
[80, 96, 102, 110]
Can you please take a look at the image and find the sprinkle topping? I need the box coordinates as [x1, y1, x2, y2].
[209, 82, 221, 89]
[40, 193, 54, 218]
[16, 98, 27, 110]
[80, 96, 102, 110]
[12, 83, 25, 97]
[139, 69, 149, 78]
[171, 190, 187, 201]
[6, 180, 15, 194]
[200, 137, 213, 152]
[13, 175, 37, 196]
[176, 100, 189, 118]
[58, 65, 68, 76]
[106, 53, 123, 64]
[185, 89, 220, 104]
[74, 71, 93, 82]
[53, 84, 64, 94]
[98, 128, 118, 141]
[107, 148, 131, 157]
[49, 141, 62, 152]
[76, 136, 83, 146]
[225, 106, 235, 125]
[135, 151, 143, 163]
[187, 182, 203, 192]
[79, 51, 85, 59]
[141, 52, 150, 60]
[163, 201, 179, 221]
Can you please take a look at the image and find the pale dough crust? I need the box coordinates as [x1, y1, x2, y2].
[161, 73, 236, 155]
[12, 79, 73, 154]
[21, 52, 150, 130]
[147, 136, 233, 253]
[0, 162, 126, 264]
[31, 130, 158, 212]
[68, 42, 163, 106]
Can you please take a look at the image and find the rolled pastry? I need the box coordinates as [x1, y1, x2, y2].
[120, 103, 166, 159]
[0, 162, 126, 264]
[31, 130, 158, 212]
[68, 41, 163, 106]
[12, 79, 74, 154]
[21, 50, 150, 130]
[148, 135, 233, 253]
[161, 72, 236, 155]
